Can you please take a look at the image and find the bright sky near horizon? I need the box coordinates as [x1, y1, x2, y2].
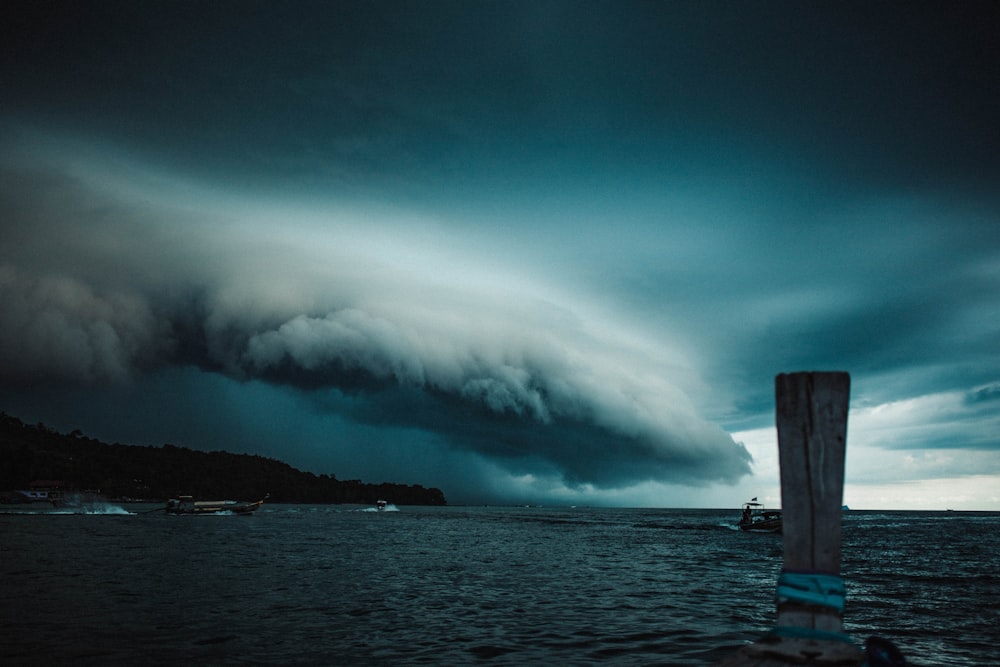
[2, 1, 999, 509]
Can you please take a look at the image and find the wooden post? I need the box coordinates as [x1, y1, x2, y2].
[775, 371, 849, 633]
[715, 372, 864, 666]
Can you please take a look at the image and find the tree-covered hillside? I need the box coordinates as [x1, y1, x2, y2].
[0, 413, 446, 505]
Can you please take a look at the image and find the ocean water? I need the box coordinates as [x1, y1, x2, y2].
[1, 505, 997, 666]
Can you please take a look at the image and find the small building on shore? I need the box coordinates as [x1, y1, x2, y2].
[17, 480, 65, 503]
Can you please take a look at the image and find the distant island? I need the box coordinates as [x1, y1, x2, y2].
[0, 412, 446, 506]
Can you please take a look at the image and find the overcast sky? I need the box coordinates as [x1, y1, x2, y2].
[2, 1, 998, 508]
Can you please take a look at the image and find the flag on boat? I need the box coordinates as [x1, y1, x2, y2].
[751, 497, 757, 501]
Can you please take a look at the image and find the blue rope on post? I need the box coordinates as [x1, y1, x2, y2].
[775, 570, 846, 613]
[766, 570, 909, 665]
[768, 570, 854, 644]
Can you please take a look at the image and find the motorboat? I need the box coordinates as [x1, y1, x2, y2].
[738, 499, 782, 533]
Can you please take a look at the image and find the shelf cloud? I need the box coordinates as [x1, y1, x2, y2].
[2, 1, 998, 507]
[0, 147, 750, 491]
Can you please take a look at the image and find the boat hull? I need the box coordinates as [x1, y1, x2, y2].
[738, 518, 782, 533]
[164, 497, 265, 515]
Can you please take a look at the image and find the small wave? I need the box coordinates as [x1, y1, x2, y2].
[85, 504, 132, 515]
[89, 506, 132, 515]
[633, 520, 738, 531]
[0, 504, 131, 515]
[359, 504, 400, 512]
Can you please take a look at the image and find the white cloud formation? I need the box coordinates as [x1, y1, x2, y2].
[0, 141, 751, 490]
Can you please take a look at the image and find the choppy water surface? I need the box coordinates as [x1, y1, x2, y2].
[1, 505, 997, 665]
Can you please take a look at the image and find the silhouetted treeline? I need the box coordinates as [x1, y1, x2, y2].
[0, 413, 446, 505]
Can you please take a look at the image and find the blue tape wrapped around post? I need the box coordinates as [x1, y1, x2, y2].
[776, 571, 846, 613]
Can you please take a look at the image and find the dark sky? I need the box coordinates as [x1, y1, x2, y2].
[2, 1, 999, 507]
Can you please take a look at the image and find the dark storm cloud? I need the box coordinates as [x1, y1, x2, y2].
[4, 1, 997, 197]
[0, 148, 750, 488]
[2, 1, 1000, 505]
[0, 266, 169, 384]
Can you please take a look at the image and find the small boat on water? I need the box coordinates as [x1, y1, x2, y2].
[165, 495, 266, 515]
[738, 499, 782, 533]
[376, 499, 387, 511]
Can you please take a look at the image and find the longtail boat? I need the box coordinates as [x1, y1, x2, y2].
[164, 494, 266, 515]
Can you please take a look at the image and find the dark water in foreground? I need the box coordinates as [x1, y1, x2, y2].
[1, 505, 997, 666]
